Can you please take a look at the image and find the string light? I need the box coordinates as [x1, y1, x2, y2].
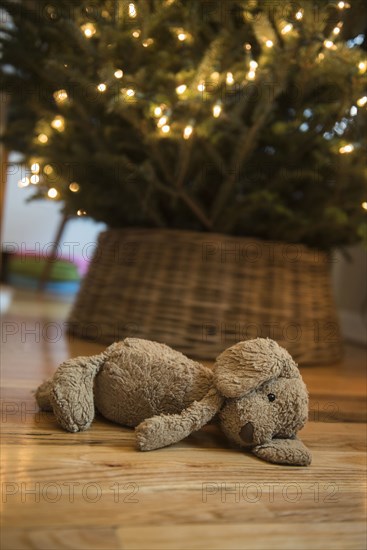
[81, 23, 96, 38]
[31, 162, 40, 174]
[197, 83, 205, 92]
[177, 31, 187, 41]
[332, 27, 341, 36]
[48, 188, 58, 198]
[339, 144, 354, 154]
[350, 105, 358, 116]
[244, 43, 251, 51]
[176, 84, 187, 95]
[281, 24, 293, 35]
[358, 61, 366, 74]
[362, 202, 367, 210]
[161, 124, 170, 134]
[38, 134, 48, 144]
[295, 10, 303, 20]
[97, 83, 107, 92]
[357, 96, 367, 107]
[132, 30, 141, 38]
[249, 60, 258, 70]
[128, 3, 137, 18]
[126, 88, 135, 97]
[51, 116, 65, 131]
[210, 71, 220, 81]
[213, 104, 222, 118]
[324, 40, 335, 49]
[30, 175, 39, 184]
[226, 72, 234, 85]
[157, 116, 168, 128]
[337, 1, 350, 9]
[265, 39, 273, 48]
[142, 38, 154, 47]
[44, 165, 53, 175]
[69, 183, 80, 192]
[154, 106, 163, 117]
[53, 89, 68, 103]
[114, 70, 123, 79]
[183, 125, 193, 139]
[247, 70, 256, 80]
[77, 209, 87, 216]
[18, 177, 30, 188]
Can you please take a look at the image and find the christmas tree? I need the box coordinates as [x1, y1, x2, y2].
[1, 0, 366, 250]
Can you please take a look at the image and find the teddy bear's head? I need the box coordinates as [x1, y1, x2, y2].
[213, 338, 311, 465]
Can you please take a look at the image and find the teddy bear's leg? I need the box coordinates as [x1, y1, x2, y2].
[49, 352, 107, 433]
[35, 379, 53, 411]
[135, 388, 224, 451]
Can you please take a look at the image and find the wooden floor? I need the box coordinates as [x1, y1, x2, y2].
[1, 290, 366, 550]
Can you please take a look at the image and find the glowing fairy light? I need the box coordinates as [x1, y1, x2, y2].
[281, 24, 293, 35]
[77, 209, 87, 216]
[337, 1, 350, 9]
[197, 83, 205, 92]
[126, 88, 135, 97]
[177, 31, 187, 41]
[213, 104, 222, 118]
[358, 61, 366, 74]
[157, 116, 168, 128]
[81, 23, 96, 38]
[176, 84, 187, 95]
[31, 162, 40, 174]
[357, 96, 367, 107]
[333, 27, 341, 35]
[265, 39, 273, 48]
[361, 202, 367, 210]
[44, 164, 53, 175]
[247, 70, 256, 80]
[48, 188, 58, 198]
[339, 144, 354, 154]
[18, 177, 30, 188]
[324, 40, 335, 49]
[183, 125, 193, 139]
[161, 124, 170, 134]
[30, 175, 39, 184]
[226, 72, 234, 85]
[132, 30, 141, 38]
[128, 3, 137, 18]
[114, 70, 123, 79]
[51, 116, 65, 131]
[154, 106, 163, 117]
[249, 60, 258, 70]
[38, 134, 48, 144]
[97, 83, 107, 92]
[142, 38, 154, 47]
[69, 183, 80, 192]
[53, 89, 68, 103]
[295, 10, 303, 20]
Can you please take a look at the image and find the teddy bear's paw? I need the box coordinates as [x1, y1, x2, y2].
[135, 416, 168, 451]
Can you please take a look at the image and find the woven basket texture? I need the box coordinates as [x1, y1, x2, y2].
[68, 228, 343, 364]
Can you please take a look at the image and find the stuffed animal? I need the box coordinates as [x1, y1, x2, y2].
[35, 337, 311, 466]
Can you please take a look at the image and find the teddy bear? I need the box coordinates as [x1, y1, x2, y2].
[35, 337, 311, 466]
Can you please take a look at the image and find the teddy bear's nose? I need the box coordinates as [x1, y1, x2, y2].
[240, 422, 255, 445]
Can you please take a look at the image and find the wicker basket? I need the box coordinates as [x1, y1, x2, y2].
[68, 228, 343, 365]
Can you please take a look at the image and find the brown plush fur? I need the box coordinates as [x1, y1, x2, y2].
[35, 338, 311, 466]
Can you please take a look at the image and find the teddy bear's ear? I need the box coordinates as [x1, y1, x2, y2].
[252, 437, 312, 466]
[213, 338, 300, 398]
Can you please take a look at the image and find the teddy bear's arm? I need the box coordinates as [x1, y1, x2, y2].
[135, 388, 224, 451]
[252, 437, 312, 466]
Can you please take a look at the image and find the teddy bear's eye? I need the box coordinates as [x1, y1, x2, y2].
[267, 393, 276, 402]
